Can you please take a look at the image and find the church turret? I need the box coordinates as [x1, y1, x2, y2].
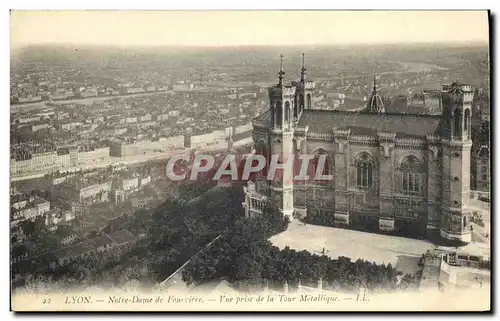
[267, 54, 296, 221]
[293, 53, 315, 116]
[269, 54, 295, 130]
[439, 82, 473, 245]
[366, 75, 385, 113]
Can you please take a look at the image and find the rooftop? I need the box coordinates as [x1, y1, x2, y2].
[93, 235, 114, 247]
[108, 229, 137, 245]
[254, 108, 442, 138]
[298, 110, 442, 138]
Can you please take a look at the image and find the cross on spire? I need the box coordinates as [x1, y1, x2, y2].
[278, 54, 285, 86]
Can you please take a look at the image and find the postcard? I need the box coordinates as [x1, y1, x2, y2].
[10, 10, 491, 312]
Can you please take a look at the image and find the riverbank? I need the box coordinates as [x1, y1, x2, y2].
[11, 90, 173, 113]
[10, 136, 253, 183]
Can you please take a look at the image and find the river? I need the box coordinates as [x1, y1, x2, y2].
[10, 91, 171, 113]
[380, 61, 450, 75]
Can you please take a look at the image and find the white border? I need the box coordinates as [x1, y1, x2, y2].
[2, 1, 497, 320]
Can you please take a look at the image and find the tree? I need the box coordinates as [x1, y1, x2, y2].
[39, 233, 62, 250]
[147, 185, 245, 282]
[183, 213, 400, 293]
[398, 273, 417, 290]
[20, 220, 36, 236]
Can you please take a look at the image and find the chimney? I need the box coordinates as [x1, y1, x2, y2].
[263, 279, 268, 293]
[318, 277, 323, 292]
[298, 279, 302, 293]
[283, 280, 288, 295]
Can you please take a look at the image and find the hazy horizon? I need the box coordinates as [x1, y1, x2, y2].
[11, 41, 490, 49]
[11, 11, 490, 48]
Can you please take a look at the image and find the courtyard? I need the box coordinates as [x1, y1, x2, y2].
[270, 220, 437, 269]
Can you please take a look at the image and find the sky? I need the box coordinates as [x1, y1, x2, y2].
[10, 11, 489, 48]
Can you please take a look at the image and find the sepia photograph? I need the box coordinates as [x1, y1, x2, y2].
[8, 9, 491, 312]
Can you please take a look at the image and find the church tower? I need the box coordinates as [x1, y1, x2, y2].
[440, 82, 473, 244]
[268, 54, 296, 220]
[366, 75, 385, 113]
[293, 53, 315, 116]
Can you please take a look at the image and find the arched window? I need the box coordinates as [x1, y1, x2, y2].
[298, 94, 304, 115]
[464, 109, 471, 137]
[275, 101, 282, 128]
[306, 94, 312, 109]
[356, 153, 373, 189]
[453, 108, 462, 137]
[400, 156, 422, 195]
[284, 101, 291, 123]
[442, 105, 451, 137]
[256, 141, 268, 176]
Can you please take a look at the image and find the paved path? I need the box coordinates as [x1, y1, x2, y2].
[270, 221, 436, 267]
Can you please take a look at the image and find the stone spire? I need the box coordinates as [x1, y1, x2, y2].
[278, 54, 285, 87]
[300, 53, 307, 83]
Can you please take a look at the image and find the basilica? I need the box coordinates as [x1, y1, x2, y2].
[243, 54, 474, 244]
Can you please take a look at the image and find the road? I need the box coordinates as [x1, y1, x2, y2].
[10, 136, 254, 182]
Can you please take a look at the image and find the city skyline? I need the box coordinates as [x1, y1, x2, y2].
[11, 10, 489, 48]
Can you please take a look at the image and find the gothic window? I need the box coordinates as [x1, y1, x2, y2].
[453, 108, 462, 138]
[275, 101, 282, 128]
[464, 109, 471, 137]
[400, 156, 423, 195]
[284, 101, 291, 123]
[294, 96, 299, 118]
[256, 141, 268, 176]
[306, 94, 312, 109]
[442, 106, 451, 137]
[356, 153, 373, 189]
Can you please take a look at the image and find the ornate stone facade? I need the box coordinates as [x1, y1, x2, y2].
[243, 55, 474, 244]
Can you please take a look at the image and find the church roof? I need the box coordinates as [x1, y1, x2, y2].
[365, 75, 385, 113]
[254, 109, 272, 123]
[297, 109, 442, 138]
